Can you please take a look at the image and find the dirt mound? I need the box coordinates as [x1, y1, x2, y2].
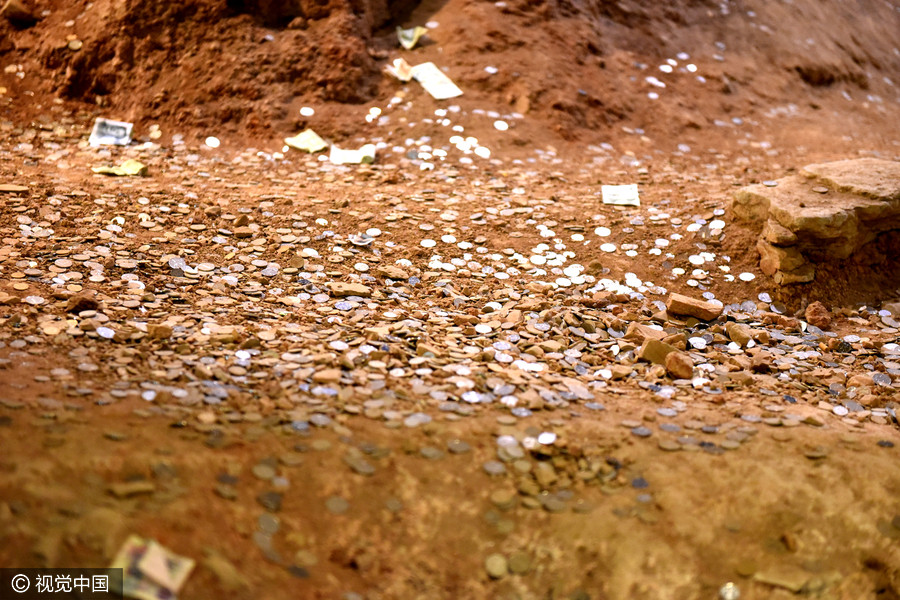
[1, 0, 899, 148]
[27, 0, 382, 127]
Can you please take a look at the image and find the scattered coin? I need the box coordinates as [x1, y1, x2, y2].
[484, 553, 508, 579]
[325, 496, 349, 514]
[257, 491, 283, 512]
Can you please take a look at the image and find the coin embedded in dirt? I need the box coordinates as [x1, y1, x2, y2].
[252, 464, 277, 480]
[257, 491, 283, 512]
[258, 513, 280, 535]
[631, 426, 652, 438]
[483, 461, 507, 476]
[658, 439, 681, 451]
[420, 446, 444, 460]
[447, 439, 471, 454]
[508, 551, 531, 574]
[325, 496, 350, 515]
[485, 554, 508, 579]
[490, 489, 517, 510]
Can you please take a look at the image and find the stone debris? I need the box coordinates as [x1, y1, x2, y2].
[203, 550, 250, 590]
[637, 338, 678, 365]
[752, 565, 810, 593]
[65, 293, 100, 314]
[666, 293, 724, 321]
[664, 351, 694, 379]
[733, 158, 900, 286]
[326, 282, 373, 297]
[0, 116, 898, 600]
[108, 481, 156, 498]
[625, 322, 668, 343]
[74, 508, 127, 559]
[725, 321, 752, 347]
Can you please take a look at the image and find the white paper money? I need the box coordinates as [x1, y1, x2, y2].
[397, 26, 427, 50]
[385, 58, 413, 83]
[329, 143, 376, 165]
[111, 534, 195, 600]
[285, 129, 328, 153]
[89, 117, 133, 147]
[137, 540, 194, 592]
[410, 62, 463, 99]
[91, 159, 148, 176]
[601, 184, 640, 207]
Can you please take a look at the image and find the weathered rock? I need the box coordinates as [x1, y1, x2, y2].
[847, 373, 874, 388]
[802, 157, 900, 202]
[756, 240, 806, 275]
[762, 219, 798, 246]
[857, 394, 880, 407]
[637, 339, 678, 365]
[662, 332, 687, 350]
[750, 351, 773, 373]
[625, 322, 667, 343]
[203, 550, 250, 590]
[665, 293, 723, 321]
[534, 462, 558, 488]
[108, 481, 156, 498]
[725, 322, 752, 347]
[66, 293, 100, 313]
[728, 370, 754, 386]
[732, 186, 773, 222]
[233, 226, 253, 238]
[609, 364, 633, 380]
[773, 264, 815, 285]
[539, 340, 564, 353]
[664, 351, 694, 379]
[733, 158, 900, 286]
[327, 282, 372, 297]
[375, 265, 409, 280]
[804, 301, 832, 329]
[312, 368, 342, 383]
[753, 565, 810, 593]
[72, 508, 126, 558]
[147, 324, 173, 340]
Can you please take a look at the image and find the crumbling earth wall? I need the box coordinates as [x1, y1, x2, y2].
[1, 0, 899, 142]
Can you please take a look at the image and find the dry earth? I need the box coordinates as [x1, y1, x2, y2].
[1, 0, 900, 599]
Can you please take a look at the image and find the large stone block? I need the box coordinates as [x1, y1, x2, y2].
[801, 158, 900, 202]
[732, 158, 900, 286]
[732, 185, 772, 223]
